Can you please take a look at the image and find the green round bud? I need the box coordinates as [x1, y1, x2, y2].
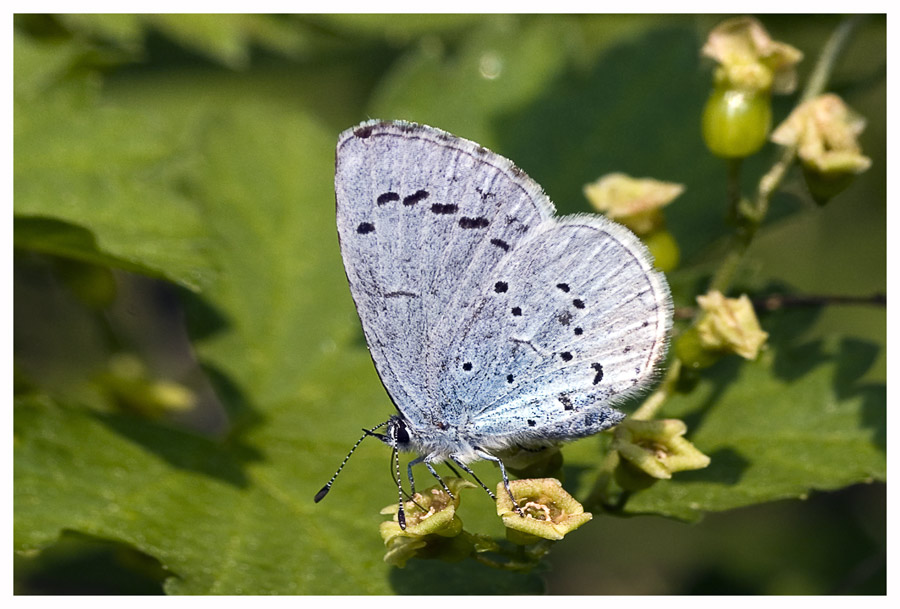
[675, 327, 721, 370]
[801, 165, 857, 206]
[644, 229, 680, 272]
[702, 87, 772, 158]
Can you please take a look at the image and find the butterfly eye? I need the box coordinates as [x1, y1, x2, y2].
[394, 419, 410, 445]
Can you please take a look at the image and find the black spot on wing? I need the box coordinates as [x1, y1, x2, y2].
[377, 192, 400, 206]
[475, 187, 497, 200]
[573, 299, 585, 309]
[403, 190, 429, 206]
[459, 216, 490, 229]
[558, 394, 574, 411]
[490, 238, 510, 251]
[462, 362, 473, 371]
[556, 283, 570, 293]
[511, 306, 522, 317]
[559, 351, 573, 362]
[357, 222, 375, 234]
[591, 363, 604, 385]
[494, 281, 508, 293]
[431, 203, 458, 214]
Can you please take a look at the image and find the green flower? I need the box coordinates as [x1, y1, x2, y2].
[612, 418, 711, 482]
[496, 478, 592, 542]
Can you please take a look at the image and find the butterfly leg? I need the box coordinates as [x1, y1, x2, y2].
[424, 461, 455, 498]
[449, 456, 496, 500]
[475, 449, 525, 518]
[406, 455, 454, 497]
[406, 455, 423, 496]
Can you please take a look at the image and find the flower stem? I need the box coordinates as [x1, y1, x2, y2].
[631, 359, 682, 421]
[707, 15, 863, 297]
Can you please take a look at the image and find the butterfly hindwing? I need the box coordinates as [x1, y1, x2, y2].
[430, 214, 671, 448]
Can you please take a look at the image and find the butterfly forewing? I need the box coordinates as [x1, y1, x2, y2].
[335, 121, 556, 427]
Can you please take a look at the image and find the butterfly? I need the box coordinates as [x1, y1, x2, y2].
[316, 120, 672, 528]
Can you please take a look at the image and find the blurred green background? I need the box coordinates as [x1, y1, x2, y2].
[14, 14, 885, 594]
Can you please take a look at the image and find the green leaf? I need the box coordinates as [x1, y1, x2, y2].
[367, 15, 576, 148]
[13, 67, 211, 291]
[14, 100, 544, 593]
[141, 14, 310, 68]
[309, 14, 485, 40]
[619, 331, 885, 521]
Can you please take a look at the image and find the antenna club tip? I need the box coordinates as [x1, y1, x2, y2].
[314, 486, 330, 503]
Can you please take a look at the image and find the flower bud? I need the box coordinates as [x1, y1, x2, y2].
[99, 354, 196, 417]
[674, 326, 723, 370]
[642, 228, 680, 272]
[702, 86, 772, 158]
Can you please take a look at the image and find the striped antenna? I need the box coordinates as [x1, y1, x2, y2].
[314, 419, 389, 503]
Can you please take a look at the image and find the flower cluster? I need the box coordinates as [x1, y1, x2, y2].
[379, 478, 477, 567]
[377, 476, 595, 566]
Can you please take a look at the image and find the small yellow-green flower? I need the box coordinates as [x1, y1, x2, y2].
[380, 478, 473, 541]
[612, 418, 711, 481]
[496, 478, 592, 542]
[695, 290, 768, 360]
[583, 172, 684, 236]
[772, 94, 871, 173]
[381, 535, 427, 568]
[771, 94, 871, 202]
[379, 478, 475, 566]
[702, 16, 803, 94]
